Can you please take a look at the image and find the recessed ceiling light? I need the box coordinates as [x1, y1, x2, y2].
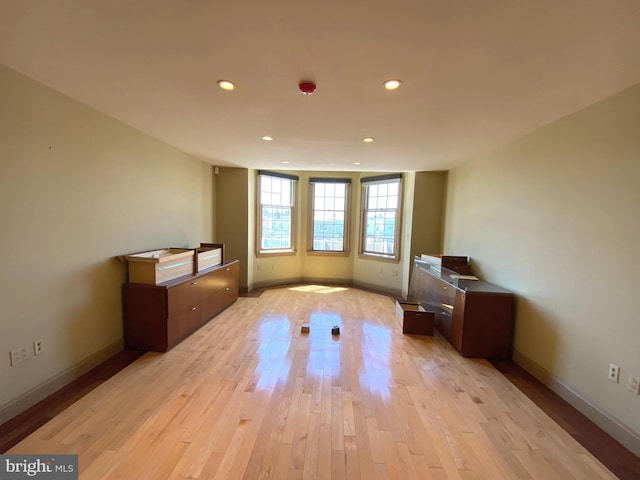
[261, 136, 273, 141]
[281, 161, 289, 164]
[363, 137, 374, 143]
[217, 80, 235, 90]
[354, 162, 361, 165]
[384, 79, 402, 90]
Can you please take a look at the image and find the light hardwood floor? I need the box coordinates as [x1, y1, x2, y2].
[9, 286, 619, 479]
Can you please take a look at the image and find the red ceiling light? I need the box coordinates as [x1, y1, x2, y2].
[299, 81, 316, 95]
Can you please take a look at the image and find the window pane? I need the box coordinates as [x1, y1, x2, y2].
[325, 197, 335, 211]
[361, 178, 400, 256]
[280, 179, 291, 206]
[260, 173, 295, 251]
[311, 181, 349, 252]
[364, 211, 396, 254]
[261, 176, 293, 207]
[262, 176, 271, 193]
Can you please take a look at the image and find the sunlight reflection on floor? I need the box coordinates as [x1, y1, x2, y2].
[253, 291, 393, 400]
[288, 285, 349, 294]
[254, 315, 292, 390]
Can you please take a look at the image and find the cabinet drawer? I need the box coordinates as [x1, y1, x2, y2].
[167, 279, 202, 316]
[168, 307, 203, 348]
[219, 280, 239, 307]
[204, 262, 239, 291]
[201, 277, 238, 320]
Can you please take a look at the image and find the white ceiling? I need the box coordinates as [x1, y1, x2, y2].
[1, 0, 639, 172]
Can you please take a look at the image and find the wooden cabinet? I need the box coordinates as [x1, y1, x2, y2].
[409, 259, 514, 359]
[123, 260, 239, 352]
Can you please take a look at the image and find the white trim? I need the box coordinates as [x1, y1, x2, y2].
[513, 349, 640, 457]
[0, 340, 124, 425]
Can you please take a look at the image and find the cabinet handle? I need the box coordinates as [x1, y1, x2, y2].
[225, 287, 230, 291]
[191, 306, 197, 311]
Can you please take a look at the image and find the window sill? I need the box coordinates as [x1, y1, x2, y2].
[306, 250, 351, 257]
[257, 249, 297, 257]
[358, 252, 400, 263]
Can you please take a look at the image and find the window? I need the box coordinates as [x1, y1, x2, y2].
[258, 171, 298, 253]
[360, 174, 402, 260]
[309, 178, 351, 253]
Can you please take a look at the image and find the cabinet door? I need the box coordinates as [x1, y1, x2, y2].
[459, 292, 514, 358]
[123, 285, 169, 351]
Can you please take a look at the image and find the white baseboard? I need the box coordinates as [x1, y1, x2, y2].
[0, 339, 124, 425]
[513, 349, 640, 457]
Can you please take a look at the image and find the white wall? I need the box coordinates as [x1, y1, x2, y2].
[0, 66, 213, 420]
[444, 83, 640, 447]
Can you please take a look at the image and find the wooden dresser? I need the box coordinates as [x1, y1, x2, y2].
[122, 260, 239, 352]
[409, 258, 514, 359]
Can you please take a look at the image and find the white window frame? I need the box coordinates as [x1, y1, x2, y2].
[257, 170, 298, 255]
[308, 178, 351, 255]
[359, 174, 403, 261]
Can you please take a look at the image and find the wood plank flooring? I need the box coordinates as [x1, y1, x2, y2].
[7, 286, 624, 479]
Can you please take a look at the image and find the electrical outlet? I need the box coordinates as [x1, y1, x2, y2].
[608, 363, 620, 383]
[10, 347, 28, 366]
[628, 375, 640, 395]
[33, 339, 44, 356]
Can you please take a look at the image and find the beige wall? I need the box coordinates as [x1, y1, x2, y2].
[252, 171, 357, 287]
[250, 171, 427, 296]
[215, 168, 249, 291]
[444, 83, 640, 441]
[409, 171, 447, 262]
[300, 172, 357, 284]
[0, 66, 214, 418]
[406, 171, 447, 295]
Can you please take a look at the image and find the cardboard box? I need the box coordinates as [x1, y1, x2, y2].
[396, 301, 434, 336]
